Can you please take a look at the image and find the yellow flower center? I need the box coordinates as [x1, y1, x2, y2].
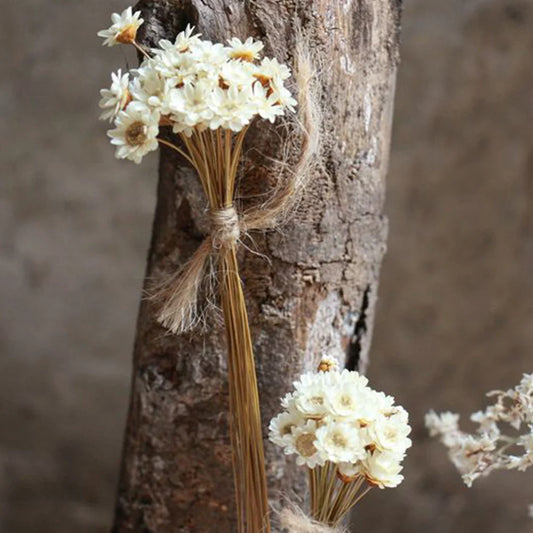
[126, 121, 147, 146]
[340, 395, 352, 407]
[332, 432, 347, 448]
[231, 51, 255, 62]
[116, 25, 138, 45]
[295, 433, 317, 457]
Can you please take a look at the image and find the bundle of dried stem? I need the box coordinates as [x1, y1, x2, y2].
[158, 128, 270, 533]
[309, 463, 372, 527]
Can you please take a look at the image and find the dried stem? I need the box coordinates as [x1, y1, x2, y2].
[308, 463, 372, 527]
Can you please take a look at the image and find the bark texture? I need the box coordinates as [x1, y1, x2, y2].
[113, 1, 401, 532]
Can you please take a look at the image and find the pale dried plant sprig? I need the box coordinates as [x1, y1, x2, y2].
[426, 373, 533, 515]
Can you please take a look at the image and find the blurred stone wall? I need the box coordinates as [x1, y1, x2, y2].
[0, 2, 156, 531]
[1, 1, 532, 532]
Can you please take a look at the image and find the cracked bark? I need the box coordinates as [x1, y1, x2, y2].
[112, 1, 401, 532]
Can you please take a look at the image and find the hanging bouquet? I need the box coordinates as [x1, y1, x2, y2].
[270, 357, 412, 528]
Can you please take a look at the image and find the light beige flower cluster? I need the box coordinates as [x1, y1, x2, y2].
[426, 373, 533, 489]
[98, 8, 296, 164]
[269, 358, 412, 489]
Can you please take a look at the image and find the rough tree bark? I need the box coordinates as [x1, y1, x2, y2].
[112, 1, 401, 532]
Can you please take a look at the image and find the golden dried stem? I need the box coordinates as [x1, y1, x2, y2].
[220, 246, 270, 533]
[308, 463, 372, 527]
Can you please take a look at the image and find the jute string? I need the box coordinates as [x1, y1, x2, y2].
[153, 198, 294, 334]
[277, 506, 347, 533]
[210, 206, 242, 248]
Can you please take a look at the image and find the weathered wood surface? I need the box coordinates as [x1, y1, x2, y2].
[112, 1, 401, 531]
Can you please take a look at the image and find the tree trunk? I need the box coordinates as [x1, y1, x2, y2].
[112, 1, 401, 532]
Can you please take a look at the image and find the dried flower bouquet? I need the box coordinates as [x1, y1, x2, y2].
[270, 358, 412, 529]
[98, 8, 297, 533]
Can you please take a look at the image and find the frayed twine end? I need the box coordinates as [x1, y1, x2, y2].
[277, 505, 347, 533]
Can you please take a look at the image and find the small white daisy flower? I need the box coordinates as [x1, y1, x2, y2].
[292, 374, 330, 419]
[286, 420, 325, 469]
[315, 421, 366, 463]
[257, 57, 291, 82]
[268, 411, 305, 448]
[98, 7, 144, 47]
[170, 82, 215, 130]
[362, 451, 404, 489]
[368, 412, 412, 455]
[337, 461, 361, 481]
[208, 85, 255, 132]
[228, 37, 264, 62]
[251, 82, 284, 123]
[131, 65, 174, 114]
[99, 69, 131, 122]
[107, 102, 159, 164]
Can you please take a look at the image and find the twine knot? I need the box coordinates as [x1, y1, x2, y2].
[210, 206, 241, 247]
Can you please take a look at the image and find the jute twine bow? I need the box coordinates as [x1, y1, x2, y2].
[210, 206, 242, 248]
[154, 198, 289, 334]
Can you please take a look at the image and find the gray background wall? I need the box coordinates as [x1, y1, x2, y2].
[1, 1, 532, 532]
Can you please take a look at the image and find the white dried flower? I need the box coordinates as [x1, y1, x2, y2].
[257, 57, 291, 82]
[337, 461, 361, 480]
[107, 102, 159, 164]
[155, 24, 201, 55]
[99, 69, 131, 122]
[362, 451, 404, 489]
[208, 85, 256, 132]
[369, 412, 412, 455]
[251, 83, 285, 123]
[131, 65, 173, 113]
[227, 37, 264, 62]
[325, 380, 367, 420]
[315, 421, 366, 463]
[268, 411, 305, 448]
[98, 7, 143, 47]
[285, 420, 325, 469]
